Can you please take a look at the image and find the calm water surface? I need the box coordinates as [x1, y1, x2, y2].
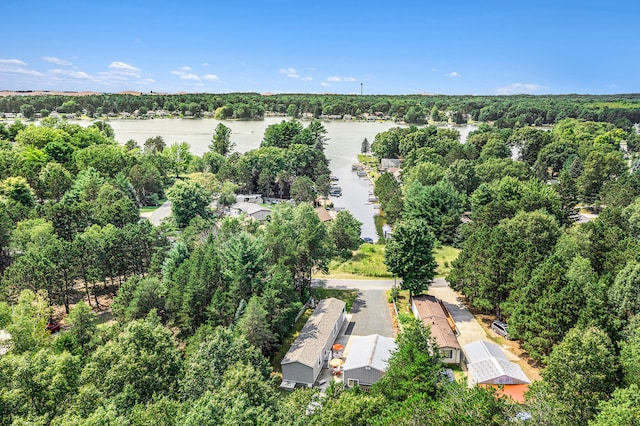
[101, 118, 477, 239]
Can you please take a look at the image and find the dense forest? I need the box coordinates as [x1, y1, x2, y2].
[2, 92, 640, 127]
[1, 98, 640, 424]
[371, 118, 640, 424]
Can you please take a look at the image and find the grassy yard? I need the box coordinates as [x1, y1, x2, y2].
[315, 243, 393, 279]
[434, 245, 460, 278]
[312, 288, 358, 312]
[139, 199, 168, 214]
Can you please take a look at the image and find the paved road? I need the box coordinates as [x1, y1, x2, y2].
[312, 278, 396, 291]
[312, 278, 395, 339]
[147, 201, 172, 226]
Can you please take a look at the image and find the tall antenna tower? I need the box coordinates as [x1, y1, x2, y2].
[360, 82, 363, 96]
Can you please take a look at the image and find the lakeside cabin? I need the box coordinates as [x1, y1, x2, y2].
[281, 298, 347, 389]
[411, 295, 462, 364]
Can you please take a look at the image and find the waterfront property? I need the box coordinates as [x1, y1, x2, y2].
[411, 294, 462, 364]
[343, 334, 396, 389]
[281, 298, 347, 389]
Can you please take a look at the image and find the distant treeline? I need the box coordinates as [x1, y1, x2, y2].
[2, 92, 640, 127]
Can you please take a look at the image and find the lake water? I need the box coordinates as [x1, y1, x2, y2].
[90, 117, 477, 240]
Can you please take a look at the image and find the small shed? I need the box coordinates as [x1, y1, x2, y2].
[281, 298, 347, 388]
[343, 334, 397, 388]
[463, 340, 530, 385]
[412, 295, 462, 364]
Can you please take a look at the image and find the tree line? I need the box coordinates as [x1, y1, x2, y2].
[2, 92, 640, 126]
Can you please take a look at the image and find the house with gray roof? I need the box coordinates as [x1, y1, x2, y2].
[343, 334, 397, 388]
[230, 202, 272, 222]
[281, 298, 347, 389]
[463, 340, 530, 385]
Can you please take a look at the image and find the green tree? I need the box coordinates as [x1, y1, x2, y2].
[180, 326, 270, 400]
[591, 385, 640, 426]
[373, 317, 443, 401]
[209, 123, 234, 156]
[290, 175, 317, 203]
[6, 290, 52, 354]
[361, 137, 370, 154]
[20, 103, 35, 120]
[235, 296, 274, 355]
[166, 179, 210, 227]
[79, 312, 182, 409]
[527, 326, 619, 425]
[93, 183, 139, 228]
[329, 210, 363, 260]
[385, 218, 438, 296]
[67, 301, 97, 353]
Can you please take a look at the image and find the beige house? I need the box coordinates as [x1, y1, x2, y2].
[411, 295, 462, 364]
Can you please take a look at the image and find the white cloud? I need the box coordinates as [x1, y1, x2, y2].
[0, 59, 26, 66]
[181, 74, 201, 81]
[327, 76, 357, 82]
[109, 61, 140, 72]
[42, 56, 71, 66]
[279, 67, 300, 78]
[171, 70, 185, 76]
[320, 82, 330, 87]
[202, 63, 209, 67]
[445, 71, 460, 77]
[495, 83, 543, 95]
[180, 66, 191, 71]
[202, 74, 218, 80]
[50, 69, 92, 79]
[301, 76, 312, 81]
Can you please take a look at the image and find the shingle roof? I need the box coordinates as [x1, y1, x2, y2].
[412, 295, 460, 350]
[343, 334, 397, 372]
[282, 298, 346, 368]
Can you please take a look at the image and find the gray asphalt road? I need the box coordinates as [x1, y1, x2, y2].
[311, 278, 397, 291]
[147, 201, 172, 226]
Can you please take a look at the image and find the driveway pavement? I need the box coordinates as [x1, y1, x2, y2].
[147, 201, 172, 226]
[429, 278, 519, 361]
[312, 278, 395, 339]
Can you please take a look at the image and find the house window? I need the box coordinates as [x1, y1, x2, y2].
[348, 378, 359, 387]
[440, 349, 453, 359]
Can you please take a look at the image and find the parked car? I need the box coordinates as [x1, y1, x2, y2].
[361, 237, 374, 244]
[491, 320, 509, 339]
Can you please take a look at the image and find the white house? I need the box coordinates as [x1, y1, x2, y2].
[343, 334, 397, 388]
[463, 340, 530, 385]
[230, 202, 271, 222]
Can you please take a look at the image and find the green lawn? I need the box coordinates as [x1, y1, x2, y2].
[312, 288, 358, 312]
[139, 199, 167, 214]
[434, 245, 460, 278]
[316, 243, 393, 279]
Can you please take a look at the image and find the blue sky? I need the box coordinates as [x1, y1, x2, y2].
[1, 0, 638, 95]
